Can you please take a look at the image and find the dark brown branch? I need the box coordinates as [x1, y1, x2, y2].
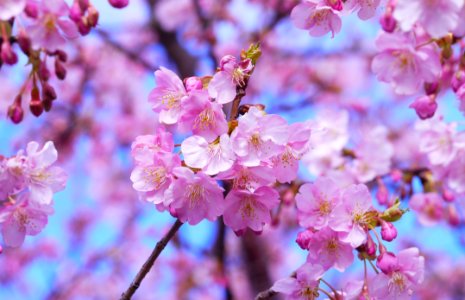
[95, 29, 157, 72]
[255, 288, 277, 300]
[120, 219, 183, 300]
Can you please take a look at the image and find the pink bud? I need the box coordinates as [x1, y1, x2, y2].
[1, 42, 18, 65]
[0, 245, 2, 254]
[326, 0, 343, 11]
[39, 61, 51, 81]
[376, 180, 389, 206]
[17, 29, 31, 56]
[87, 5, 99, 27]
[7, 96, 24, 124]
[365, 234, 377, 257]
[380, 221, 397, 242]
[424, 82, 439, 95]
[55, 59, 67, 80]
[69, 2, 83, 22]
[55, 50, 68, 63]
[78, 0, 90, 11]
[25, 1, 39, 18]
[42, 82, 57, 102]
[380, 14, 396, 33]
[409, 95, 437, 120]
[184, 76, 203, 92]
[376, 251, 398, 275]
[108, 0, 129, 8]
[447, 205, 460, 227]
[77, 19, 91, 35]
[30, 88, 43, 117]
[296, 230, 313, 250]
[451, 71, 465, 92]
[390, 169, 403, 182]
[442, 189, 455, 202]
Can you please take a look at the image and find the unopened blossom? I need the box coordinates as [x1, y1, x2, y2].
[170, 167, 224, 225]
[148, 67, 188, 124]
[272, 122, 311, 183]
[0, 0, 25, 20]
[0, 195, 53, 247]
[344, 0, 381, 20]
[230, 107, 288, 167]
[178, 90, 228, 142]
[394, 0, 464, 38]
[380, 220, 397, 242]
[409, 193, 444, 226]
[330, 184, 375, 247]
[370, 247, 425, 299]
[208, 55, 253, 104]
[26, 0, 79, 50]
[372, 32, 441, 95]
[130, 152, 181, 205]
[409, 95, 438, 120]
[291, 0, 342, 38]
[223, 186, 279, 233]
[271, 263, 325, 300]
[295, 176, 341, 230]
[305, 227, 354, 271]
[181, 134, 235, 176]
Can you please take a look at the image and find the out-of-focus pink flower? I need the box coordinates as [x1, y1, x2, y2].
[230, 107, 288, 167]
[170, 167, 224, 225]
[178, 90, 228, 142]
[305, 227, 354, 271]
[181, 134, 235, 176]
[330, 184, 374, 247]
[344, 0, 381, 20]
[223, 186, 279, 233]
[208, 55, 253, 104]
[295, 177, 341, 230]
[148, 67, 188, 124]
[456, 84, 465, 113]
[393, 0, 463, 38]
[26, 0, 79, 50]
[370, 248, 425, 299]
[290, 0, 342, 38]
[409, 95, 438, 120]
[372, 32, 441, 95]
[0, 0, 26, 20]
[409, 193, 444, 226]
[271, 263, 325, 300]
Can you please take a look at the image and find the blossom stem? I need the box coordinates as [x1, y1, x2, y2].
[119, 219, 183, 300]
[368, 259, 380, 274]
[320, 278, 339, 296]
[318, 288, 335, 299]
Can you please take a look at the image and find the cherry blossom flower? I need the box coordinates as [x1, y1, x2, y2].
[216, 164, 276, 191]
[370, 248, 425, 299]
[344, 0, 381, 20]
[181, 134, 235, 176]
[271, 263, 325, 300]
[170, 167, 224, 225]
[230, 107, 288, 167]
[208, 55, 253, 104]
[26, 0, 79, 50]
[148, 67, 188, 124]
[295, 177, 342, 230]
[393, 0, 464, 38]
[409, 193, 444, 226]
[223, 186, 279, 233]
[130, 128, 174, 164]
[372, 32, 441, 95]
[0, 0, 25, 20]
[330, 184, 375, 247]
[178, 90, 228, 142]
[290, 0, 342, 38]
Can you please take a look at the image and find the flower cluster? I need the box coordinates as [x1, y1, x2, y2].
[0, 141, 67, 248]
[130, 46, 312, 234]
[271, 176, 424, 299]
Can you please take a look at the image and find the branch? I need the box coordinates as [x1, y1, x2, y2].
[120, 219, 184, 300]
[255, 288, 277, 300]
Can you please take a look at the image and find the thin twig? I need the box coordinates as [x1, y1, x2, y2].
[255, 288, 277, 300]
[120, 219, 184, 300]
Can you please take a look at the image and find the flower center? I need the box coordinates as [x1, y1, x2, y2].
[185, 183, 205, 208]
[143, 166, 166, 189]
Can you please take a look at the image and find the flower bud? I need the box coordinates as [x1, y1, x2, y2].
[109, 0, 129, 8]
[452, 70, 465, 92]
[1, 42, 18, 65]
[30, 87, 43, 117]
[77, 19, 91, 35]
[327, 0, 343, 11]
[39, 61, 51, 81]
[7, 96, 24, 124]
[87, 5, 99, 27]
[424, 82, 439, 95]
[184, 76, 203, 92]
[25, 1, 39, 18]
[376, 251, 398, 275]
[78, 0, 90, 11]
[296, 230, 313, 250]
[376, 179, 388, 205]
[69, 2, 83, 22]
[380, 220, 397, 242]
[55, 59, 67, 80]
[442, 189, 455, 202]
[447, 205, 460, 227]
[17, 29, 32, 56]
[365, 234, 377, 257]
[42, 82, 57, 102]
[55, 50, 68, 63]
[380, 13, 396, 33]
[409, 95, 437, 120]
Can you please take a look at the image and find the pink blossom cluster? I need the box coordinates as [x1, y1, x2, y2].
[270, 176, 424, 299]
[0, 141, 67, 248]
